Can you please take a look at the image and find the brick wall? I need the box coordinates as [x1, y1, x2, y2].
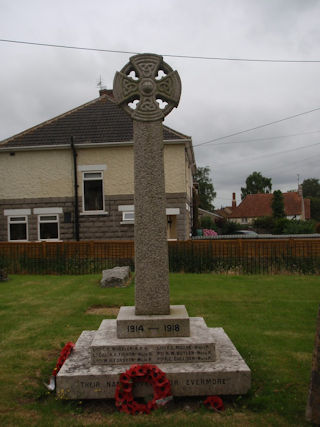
[0, 192, 191, 242]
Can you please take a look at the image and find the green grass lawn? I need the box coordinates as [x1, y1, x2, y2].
[0, 273, 319, 426]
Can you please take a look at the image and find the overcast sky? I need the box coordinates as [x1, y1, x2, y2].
[1, 0, 320, 207]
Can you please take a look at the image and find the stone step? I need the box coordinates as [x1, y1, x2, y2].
[116, 305, 190, 338]
[91, 317, 215, 365]
[56, 326, 251, 399]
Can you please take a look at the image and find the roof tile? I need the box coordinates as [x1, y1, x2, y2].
[229, 192, 310, 219]
[1, 93, 190, 148]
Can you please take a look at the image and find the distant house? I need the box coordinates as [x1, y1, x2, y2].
[0, 89, 196, 242]
[198, 208, 222, 223]
[227, 188, 310, 225]
[215, 192, 237, 219]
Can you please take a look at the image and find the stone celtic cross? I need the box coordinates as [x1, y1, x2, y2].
[113, 53, 181, 315]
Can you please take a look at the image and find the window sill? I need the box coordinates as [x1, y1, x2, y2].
[38, 239, 62, 242]
[120, 221, 134, 225]
[80, 211, 109, 216]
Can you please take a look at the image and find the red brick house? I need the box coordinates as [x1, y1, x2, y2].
[215, 192, 237, 219]
[227, 189, 310, 225]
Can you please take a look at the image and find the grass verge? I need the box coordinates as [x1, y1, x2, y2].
[0, 273, 319, 426]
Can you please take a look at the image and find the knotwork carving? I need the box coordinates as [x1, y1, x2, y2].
[113, 53, 181, 122]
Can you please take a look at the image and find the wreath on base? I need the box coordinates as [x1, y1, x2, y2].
[45, 342, 75, 391]
[115, 364, 172, 415]
[52, 342, 75, 377]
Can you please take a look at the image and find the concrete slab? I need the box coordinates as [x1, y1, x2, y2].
[56, 326, 251, 399]
[91, 317, 216, 365]
[117, 305, 190, 338]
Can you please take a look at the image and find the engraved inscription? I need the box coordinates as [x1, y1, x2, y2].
[119, 319, 187, 337]
[92, 343, 215, 365]
[79, 377, 229, 391]
[164, 324, 180, 332]
[127, 325, 144, 333]
[80, 381, 101, 389]
[185, 378, 227, 386]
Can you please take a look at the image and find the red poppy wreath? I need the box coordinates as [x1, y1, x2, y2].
[115, 364, 172, 415]
[203, 395, 224, 411]
[52, 342, 75, 376]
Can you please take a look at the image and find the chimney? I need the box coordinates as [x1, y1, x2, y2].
[232, 192, 237, 208]
[99, 88, 113, 97]
[298, 184, 305, 220]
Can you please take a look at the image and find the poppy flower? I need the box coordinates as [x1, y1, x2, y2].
[121, 382, 133, 393]
[129, 365, 146, 377]
[119, 373, 131, 384]
[203, 396, 224, 411]
[120, 403, 131, 414]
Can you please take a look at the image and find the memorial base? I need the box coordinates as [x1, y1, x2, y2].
[117, 305, 190, 338]
[91, 317, 215, 365]
[56, 319, 251, 399]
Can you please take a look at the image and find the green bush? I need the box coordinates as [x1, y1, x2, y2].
[254, 216, 316, 235]
[253, 216, 275, 233]
[310, 197, 320, 221]
[199, 215, 217, 230]
[282, 219, 316, 234]
[214, 218, 242, 234]
[273, 217, 289, 234]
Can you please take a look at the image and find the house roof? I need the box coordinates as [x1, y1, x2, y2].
[198, 208, 223, 219]
[0, 90, 191, 149]
[228, 192, 310, 219]
[215, 206, 233, 219]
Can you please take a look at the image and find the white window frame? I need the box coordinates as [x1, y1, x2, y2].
[118, 206, 181, 224]
[81, 170, 105, 214]
[119, 205, 134, 224]
[38, 214, 60, 241]
[8, 215, 28, 242]
[121, 211, 135, 224]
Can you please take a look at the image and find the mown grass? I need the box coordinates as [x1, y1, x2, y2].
[0, 273, 319, 426]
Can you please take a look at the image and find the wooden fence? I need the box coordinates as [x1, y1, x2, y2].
[0, 238, 320, 274]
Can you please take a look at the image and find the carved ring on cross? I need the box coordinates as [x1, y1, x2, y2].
[113, 53, 181, 122]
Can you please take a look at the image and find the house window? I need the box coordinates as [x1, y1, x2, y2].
[8, 216, 28, 241]
[83, 171, 104, 212]
[122, 211, 135, 222]
[242, 218, 248, 224]
[38, 215, 59, 241]
[119, 205, 134, 224]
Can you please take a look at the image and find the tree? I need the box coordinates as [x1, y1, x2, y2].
[199, 216, 216, 230]
[194, 166, 216, 212]
[309, 197, 320, 221]
[272, 190, 285, 218]
[302, 178, 320, 221]
[241, 171, 272, 200]
[302, 178, 320, 198]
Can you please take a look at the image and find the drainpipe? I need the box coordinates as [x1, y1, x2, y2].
[71, 136, 80, 241]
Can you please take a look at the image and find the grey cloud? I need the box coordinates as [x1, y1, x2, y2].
[1, 0, 320, 207]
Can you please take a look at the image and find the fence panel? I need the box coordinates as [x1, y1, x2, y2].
[0, 238, 320, 275]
